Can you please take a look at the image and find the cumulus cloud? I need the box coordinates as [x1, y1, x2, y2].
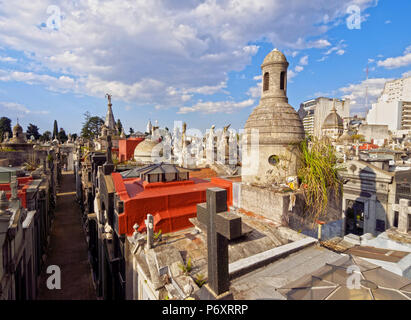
[402, 70, 411, 78]
[178, 99, 255, 114]
[377, 46, 411, 69]
[338, 77, 392, 114]
[299, 55, 309, 66]
[0, 0, 377, 111]
[0, 101, 49, 115]
[0, 56, 17, 63]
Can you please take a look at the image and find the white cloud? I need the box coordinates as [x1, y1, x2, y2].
[0, 56, 17, 63]
[0, 101, 49, 115]
[378, 53, 411, 69]
[377, 45, 411, 69]
[0, 0, 377, 109]
[294, 65, 304, 72]
[338, 77, 392, 113]
[402, 70, 411, 78]
[299, 55, 309, 66]
[178, 99, 255, 114]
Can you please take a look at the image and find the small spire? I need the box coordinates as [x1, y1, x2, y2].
[332, 98, 337, 112]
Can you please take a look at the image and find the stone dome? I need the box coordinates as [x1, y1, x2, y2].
[244, 102, 305, 145]
[13, 123, 23, 134]
[134, 139, 162, 163]
[245, 49, 304, 145]
[262, 48, 288, 67]
[322, 109, 343, 130]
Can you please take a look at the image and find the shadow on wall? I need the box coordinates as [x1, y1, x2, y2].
[286, 187, 343, 241]
[344, 165, 385, 236]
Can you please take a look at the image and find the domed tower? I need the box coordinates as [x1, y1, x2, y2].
[242, 49, 305, 186]
[10, 122, 26, 144]
[322, 99, 344, 141]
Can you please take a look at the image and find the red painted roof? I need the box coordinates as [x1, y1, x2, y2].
[0, 176, 33, 208]
[111, 172, 233, 236]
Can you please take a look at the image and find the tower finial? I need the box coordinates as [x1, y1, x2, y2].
[105, 93, 112, 106]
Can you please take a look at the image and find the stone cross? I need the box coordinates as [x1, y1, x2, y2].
[392, 199, 411, 234]
[196, 188, 242, 297]
[145, 214, 154, 249]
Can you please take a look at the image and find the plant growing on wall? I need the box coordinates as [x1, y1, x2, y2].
[298, 137, 343, 224]
[178, 257, 192, 275]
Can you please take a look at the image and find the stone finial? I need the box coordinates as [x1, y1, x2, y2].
[132, 223, 140, 240]
[0, 191, 9, 215]
[10, 175, 18, 201]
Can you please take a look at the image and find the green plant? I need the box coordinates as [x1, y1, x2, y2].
[178, 257, 192, 274]
[298, 137, 343, 224]
[154, 229, 162, 241]
[194, 273, 206, 287]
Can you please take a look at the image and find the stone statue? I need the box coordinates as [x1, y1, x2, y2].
[105, 93, 112, 105]
[223, 124, 231, 136]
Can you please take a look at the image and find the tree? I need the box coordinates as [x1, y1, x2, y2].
[53, 120, 58, 139]
[71, 133, 78, 141]
[26, 123, 41, 140]
[40, 131, 52, 142]
[116, 119, 123, 135]
[81, 112, 104, 139]
[58, 128, 68, 143]
[0, 117, 12, 142]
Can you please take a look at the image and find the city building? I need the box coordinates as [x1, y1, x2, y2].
[366, 76, 411, 132]
[298, 97, 350, 137]
[322, 101, 344, 141]
[340, 159, 411, 236]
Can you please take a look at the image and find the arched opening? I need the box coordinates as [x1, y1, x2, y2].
[263, 72, 269, 91]
[280, 71, 286, 90]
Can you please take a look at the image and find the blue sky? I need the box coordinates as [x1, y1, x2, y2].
[0, 0, 410, 136]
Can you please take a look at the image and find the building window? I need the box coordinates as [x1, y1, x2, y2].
[263, 72, 269, 91]
[280, 71, 286, 90]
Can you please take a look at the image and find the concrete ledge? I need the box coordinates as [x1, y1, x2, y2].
[229, 237, 318, 279]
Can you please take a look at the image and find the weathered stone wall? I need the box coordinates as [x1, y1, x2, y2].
[240, 184, 305, 224]
[0, 150, 48, 167]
